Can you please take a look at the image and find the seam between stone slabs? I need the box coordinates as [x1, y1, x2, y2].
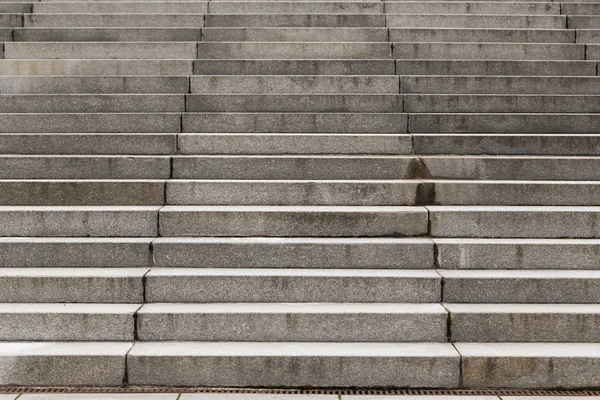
[451, 341, 464, 388]
[123, 341, 136, 386]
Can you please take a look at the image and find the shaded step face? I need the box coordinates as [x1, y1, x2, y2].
[0, 95, 186, 112]
[33, 1, 209, 13]
[193, 59, 395, 75]
[208, 1, 384, 13]
[137, 303, 447, 342]
[0, 60, 194, 76]
[386, 14, 565, 28]
[202, 27, 388, 42]
[389, 28, 575, 43]
[24, 14, 206, 27]
[14, 27, 203, 42]
[204, 14, 386, 27]
[383, 1, 559, 14]
[0, 77, 190, 94]
[4, 42, 198, 59]
[395, 60, 596, 76]
[145, 268, 441, 302]
[393, 43, 585, 60]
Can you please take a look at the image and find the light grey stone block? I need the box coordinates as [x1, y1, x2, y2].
[204, 14, 386, 27]
[210, 1, 382, 13]
[586, 44, 600, 60]
[202, 27, 387, 42]
[128, 342, 459, 387]
[152, 237, 434, 268]
[4, 42, 198, 59]
[146, 268, 441, 302]
[159, 205, 428, 237]
[396, 60, 596, 76]
[0, 268, 147, 303]
[385, 1, 558, 14]
[0, 13, 22, 28]
[137, 303, 447, 342]
[577, 29, 600, 43]
[429, 206, 600, 238]
[14, 27, 202, 42]
[0, 77, 189, 94]
[0, 206, 159, 237]
[33, 1, 208, 13]
[193, 59, 395, 75]
[457, 343, 600, 388]
[389, 28, 574, 43]
[435, 238, 600, 270]
[0, 342, 131, 386]
[0, 303, 138, 341]
[0, 238, 151, 267]
[0, 180, 165, 205]
[386, 14, 565, 28]
[196, 42, 391, 59]
[177, 134, 411, 155]
[0, 59, 193, 75]
[447, 303, 600, 342]
[25, 13, 205, 28]
[440, 270, 600, 303]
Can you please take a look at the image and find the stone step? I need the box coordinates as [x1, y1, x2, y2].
[0, 14, 22, 28]
[405, 94, 600, 113]
[186, 94, 402, 112]
[455, 343, 600, 389]
[128, 342, 458, 387]
[196, 42, 392, 59]
[429, 206, 600, 238]
[446, 303, 600, 342]
[562, 2, 600, 14]
[400, 76, 600, 94]
[25, 13, 206, 27]
[189, 76, 399, 94]
[202, 27, 387, 42]
[0, 303, 138, 341]
[389, 27, 575, 43]
[0, 156, 170, 179]
[137, 303, 447, 342]
[434, 238, 600, 270]
[0, 342, 131, 386]
[0, 180, 165, 205]
[578, 29, 600, 43]
[386, 14, 565, 28]
[570, 15, 600, 28]
[0, 77, 189, 94]
[33, 1, 209, 13]
[0, 133, 177, 154]
[0, 95, 185, 112]
[0, 206, 159, 237]
[204, 13, 386, 27]
[145, 268, 441, 302]
[0, 59, 193, 75]
[14, 27, 203, 41]
[178, 133, 411, 154]
[194, 59, 395, 75]
[152, 237, 433, 268]
[158, 205, 428, 237]
[385, 1, 559, 14]
[586, 44, 600, 59]
[0, 113, 180, 133]
[0, 237, 151, 267]
[439, 269, 600, 303]
[4, 42, 198, 59]
[208, 1, 384, 13]
[0, 27, 10, 40]
[393, 42, 585, 60]
[182, 113, 406, 133]
[0, 268, 147, 302]
[412, 134, 600, 155]
[396, 60, 596, 75]
[0, 3, 30, 12]
[410, 113, 600, 133]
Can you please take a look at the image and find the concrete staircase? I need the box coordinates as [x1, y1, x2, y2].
[0, 0, 600, 389]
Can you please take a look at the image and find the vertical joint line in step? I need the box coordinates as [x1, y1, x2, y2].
[123, 342, 135, 386]
[452, 342, 464, 388]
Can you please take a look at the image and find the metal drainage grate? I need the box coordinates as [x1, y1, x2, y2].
[1, 388, 600, 396]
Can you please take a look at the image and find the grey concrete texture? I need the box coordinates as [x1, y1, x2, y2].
[429, 206, 600, 238]
[0, 238, 151, 267]
[190, 76, 399, 94]
[193, 59, 395, 75]
[577, 29, 600, 43]
[204, 14, 386, 27]
[440, 270, 600, 303]
[196, 42, 392, 59]
[412, 134, 600, 156]
[457, 343, 600, 388]
[562, 2, 600, 14]
[210, 1, 383, 13]
[158, 205, 428, 237]
[0, 113, 181, 133]
[389, 28, 574, 43]
[0, 3, 31, 13]
[0, 156, 170, 179]
[0, 303, 138, 341]
[434, 238, 600, 270]
[396, 60, 597, 76]
[585, 44, 600, 60]
[571, 16, 600, 29]
[166, 180, 421, 206]
[127, 342, 459, 387]
[33, 1, 208, 13]
[152, 237, 434, 268]
[137, 303, 447, 342]
[14, 27, 203, 42]
[0, 28, 12, 42]
[145, 268, 441, 302]
[4, 42, 198, 59]
[0, 59, 193, 76]
[0, 206, 159, 237]
[0, 342, 131, 386]
[0, 13, 22, 28]
[177, 133, 412, 155]
[24, 13, 205, 27]
[447, 303, 600, 342]
[186, 94, 402, 113]
[386, 1, 558, 14]
[0, 94, 186, 112]
[0, 268, 147, 303]
[386, 14, 565, 28]
[0, 180, 165, 205]
[202, 27, 387, 42]
[182, 113, 406, 133]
